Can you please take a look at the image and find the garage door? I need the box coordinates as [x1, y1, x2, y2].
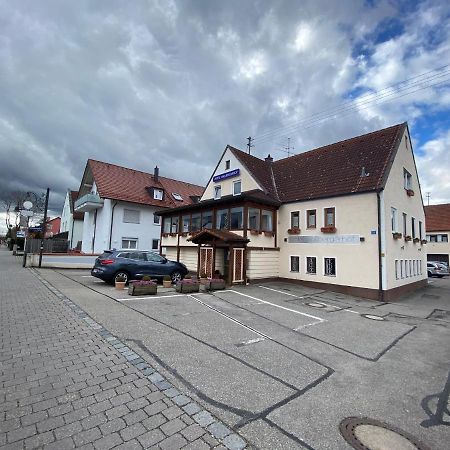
[427, 254, 449, 265]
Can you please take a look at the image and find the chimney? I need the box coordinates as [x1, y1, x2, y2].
[265, 154, 273, 163]
[154, 166, 159, 182]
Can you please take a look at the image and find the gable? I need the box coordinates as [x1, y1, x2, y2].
[201, 147, 263, 201]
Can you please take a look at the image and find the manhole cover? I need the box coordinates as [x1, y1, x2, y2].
[339, 417, 431, 450]
[361, 314, 384, 321]
[305, 302, 327, 308]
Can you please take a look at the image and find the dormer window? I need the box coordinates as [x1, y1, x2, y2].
[214, 185, 221, 200]
[172, 193, 183, 201]
[154, 189, 163, 200]
[225, 160, 230, 170]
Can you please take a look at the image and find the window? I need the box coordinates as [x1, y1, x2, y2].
[413, 260, 417, 276]
[201, 211, 213, 229]
[233, 180, 241, 196]
[123, 209, 140, 224]
[400, 260, 404, 278]
[128, 252, 145, 260]
[182, 215, 190, 233]
[152, 239, 159, 250]
[409, 260, 412, 277]
[411, 217, 416, 239]
[216, 209, 228, 230]
[225, 160, 230, 170]
[290, 256, 299, 272]
[163, 218, 171, 233]
[291, 211, 300, 228]
[153, 214, 160, 225]
[395, 260, 399, 280]
[324, 258, 336, 276]
[324, 208, 335, 227]
[419, 260, 422, 275]
[248, 208, 260, 230]
[443, 234, 449, 242]
[154, 189, 163, 200]
[403, 213, 407, 236]
[261, 210, 273, 232]
[122, 238, 138, 249]
[230, 207, 243, 229]
[170, 216, 179, 233]
[147, 252, 165, 263]
[172, 193, 183, 201]
[403, 169, 412, 190]
[306, 257, 316, 274]
[307, 210, 316, 228]
[191, 213, 201, 231]
[391, 207, 397, 232]
[428, 234, 437, 242]
[419, 221, 423, 240]
[214, 185, 221, 200]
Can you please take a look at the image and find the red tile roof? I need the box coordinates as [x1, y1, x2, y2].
[70, 190, 84, 220]
[230, 123, 406, 202]
[87, 160, 204, 208]
[424, 204, 450, 231]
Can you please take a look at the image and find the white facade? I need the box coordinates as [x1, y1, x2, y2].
[60, 191, 84, 249]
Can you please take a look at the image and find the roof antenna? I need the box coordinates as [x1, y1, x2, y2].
[247, 136, 254, 155]
[361, 167, 370, 177]
[426, 192, 431, 206]
[284, 137, 294, 157]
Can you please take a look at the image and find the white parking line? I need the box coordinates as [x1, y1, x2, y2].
[259, 285, 304, 299]
[231, 289, 325, 322]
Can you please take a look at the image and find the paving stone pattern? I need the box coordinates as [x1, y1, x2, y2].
[0, 252, 246, 450]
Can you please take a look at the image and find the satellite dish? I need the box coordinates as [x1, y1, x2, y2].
[23, 201, 33, 210]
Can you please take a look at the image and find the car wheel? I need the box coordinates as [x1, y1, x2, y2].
[171, 271, 183, 283]
[427, 271, 432, 277]
[114, 271, 129, 284]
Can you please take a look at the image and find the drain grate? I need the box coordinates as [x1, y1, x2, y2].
[339, 417, 431, 450]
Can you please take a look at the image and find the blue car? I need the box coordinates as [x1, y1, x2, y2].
[91, 250, 188, 284]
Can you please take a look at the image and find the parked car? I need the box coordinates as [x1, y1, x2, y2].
[427, 262, 449, 278]
[91, 250, 188, 284]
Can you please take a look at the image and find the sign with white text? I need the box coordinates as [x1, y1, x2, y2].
[288, 234, 361, 245]
[213, 168, 240, 182]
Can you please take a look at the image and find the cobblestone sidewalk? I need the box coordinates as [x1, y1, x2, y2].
[0, 250, 246, 450]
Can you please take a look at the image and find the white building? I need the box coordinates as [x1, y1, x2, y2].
[60, 190, 84, 249]
[160, 122, 427, 301]
[75, 160, 203, 254]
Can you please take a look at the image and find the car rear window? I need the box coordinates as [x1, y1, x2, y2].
[99, 251, 113, 258]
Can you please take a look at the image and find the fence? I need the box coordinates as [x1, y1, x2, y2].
[26, 239, 69, 254]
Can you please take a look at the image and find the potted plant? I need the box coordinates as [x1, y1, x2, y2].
[175, 279, 200, 293]
[115, 275, 126, 290]
[413, 237, 420, 244]
[162, 232, 169, 238]
[199, 272, 208, 284]
[250, 229, 259, 236]
[406, 189, 415, 196]
[320, 226, 337, 233]
[205, 278, 226, 291]
[129, 280, 157, 296]
[263, 231, 274, 237]
[180, 232, 188, 237]
[162, 275, 172, 288]
[421, 239, 427, 245]
[404, 235, 412, 242]
[392, 232, 403, 240]
[287, 228, 301, 235]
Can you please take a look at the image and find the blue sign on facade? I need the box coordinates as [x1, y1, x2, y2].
[213, 168, 240, 182]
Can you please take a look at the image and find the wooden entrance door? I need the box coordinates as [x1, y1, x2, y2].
[232, 248, 245, 283]
[199, 247, 214, 278]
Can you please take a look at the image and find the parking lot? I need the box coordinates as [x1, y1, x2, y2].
[36, 269, 450, 449]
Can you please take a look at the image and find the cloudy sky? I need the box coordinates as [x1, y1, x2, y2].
[1, 0, 449, 233]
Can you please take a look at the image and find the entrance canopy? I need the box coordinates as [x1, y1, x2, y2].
[188, 229, 249, 246]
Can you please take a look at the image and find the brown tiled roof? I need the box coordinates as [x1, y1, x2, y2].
[425, 204, 450, 231]
[188, 229, 249, 244]
[87, 160, 204, 208]
[229, 123, 406, 202]
[70, 190, 84, 220]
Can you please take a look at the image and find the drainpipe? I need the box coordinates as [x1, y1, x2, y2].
[377, 191, 384, 301]
[108, 201, 118, 249]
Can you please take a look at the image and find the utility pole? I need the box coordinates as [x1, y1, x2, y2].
[284, 137, 294, 157]
[426, 192, 431, 206]
[38, 188, 50, 268]
[246, 136, 254, 155]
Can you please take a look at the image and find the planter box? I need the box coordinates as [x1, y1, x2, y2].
[404, 236, 412, 242]
[128, 284, 157, 296]
[406, 189, 415, 197]
[421, 239, 427, 245]
[392, 233, 403, 240]
[263, 231, 274, 237]
[175, 283, 200, 293]
[413, 238, 420, 244]
[205, 280, 226, 291]
[162, 280, 172, 288]
[321, 226, 337, 234]
[287, 228, 301, 235]
[115, 281, 126, 290]
[250, 229, 259, 236]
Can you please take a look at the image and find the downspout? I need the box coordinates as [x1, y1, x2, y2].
[377, 190, 384, 301]
[108, 201, 118, 249]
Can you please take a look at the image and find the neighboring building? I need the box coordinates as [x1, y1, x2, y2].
[44, 217, 61, 238]
[424, 203, 450, 265]
[159, 122, 427, 301]
[60, 190, 84, 249]
[75, 160, 203, 254]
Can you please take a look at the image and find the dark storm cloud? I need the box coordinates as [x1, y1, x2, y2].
[0, 0, 449, 230]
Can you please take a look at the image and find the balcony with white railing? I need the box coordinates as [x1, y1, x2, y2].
[74, 193, 104, 212]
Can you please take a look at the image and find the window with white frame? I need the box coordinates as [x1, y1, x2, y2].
[395, 260, 399, 280]
[290, 256, 299, 272]
[411, 217, 416, 239]
[419, 221, 423, 240]
[403, 213, 407, 236]
[153, 214, 160, 225]
[403, 168, 412, 190]
[214, 185, 221, 200]
[122, 238, 138, 249]
[306, 257, 316, 274]
[248, 208, 260, 230]
[307, 210, 316, 228]
[152, 239, 159, 250]
[172, 193, 183, 201]
[324, 207, 335, 227]
[391, 207, 397, 232]
[324, 257, 336, 276]
[419, 260, 422, 275]
[233, 180, 242, 196]
[291, 211, 300, 228]
[154, 189, 163, 200]
[261, 210, 273, 232]
[123, 209, 140, 224]
[400, 260, 404, 278]
[225, 160, 230, 170]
